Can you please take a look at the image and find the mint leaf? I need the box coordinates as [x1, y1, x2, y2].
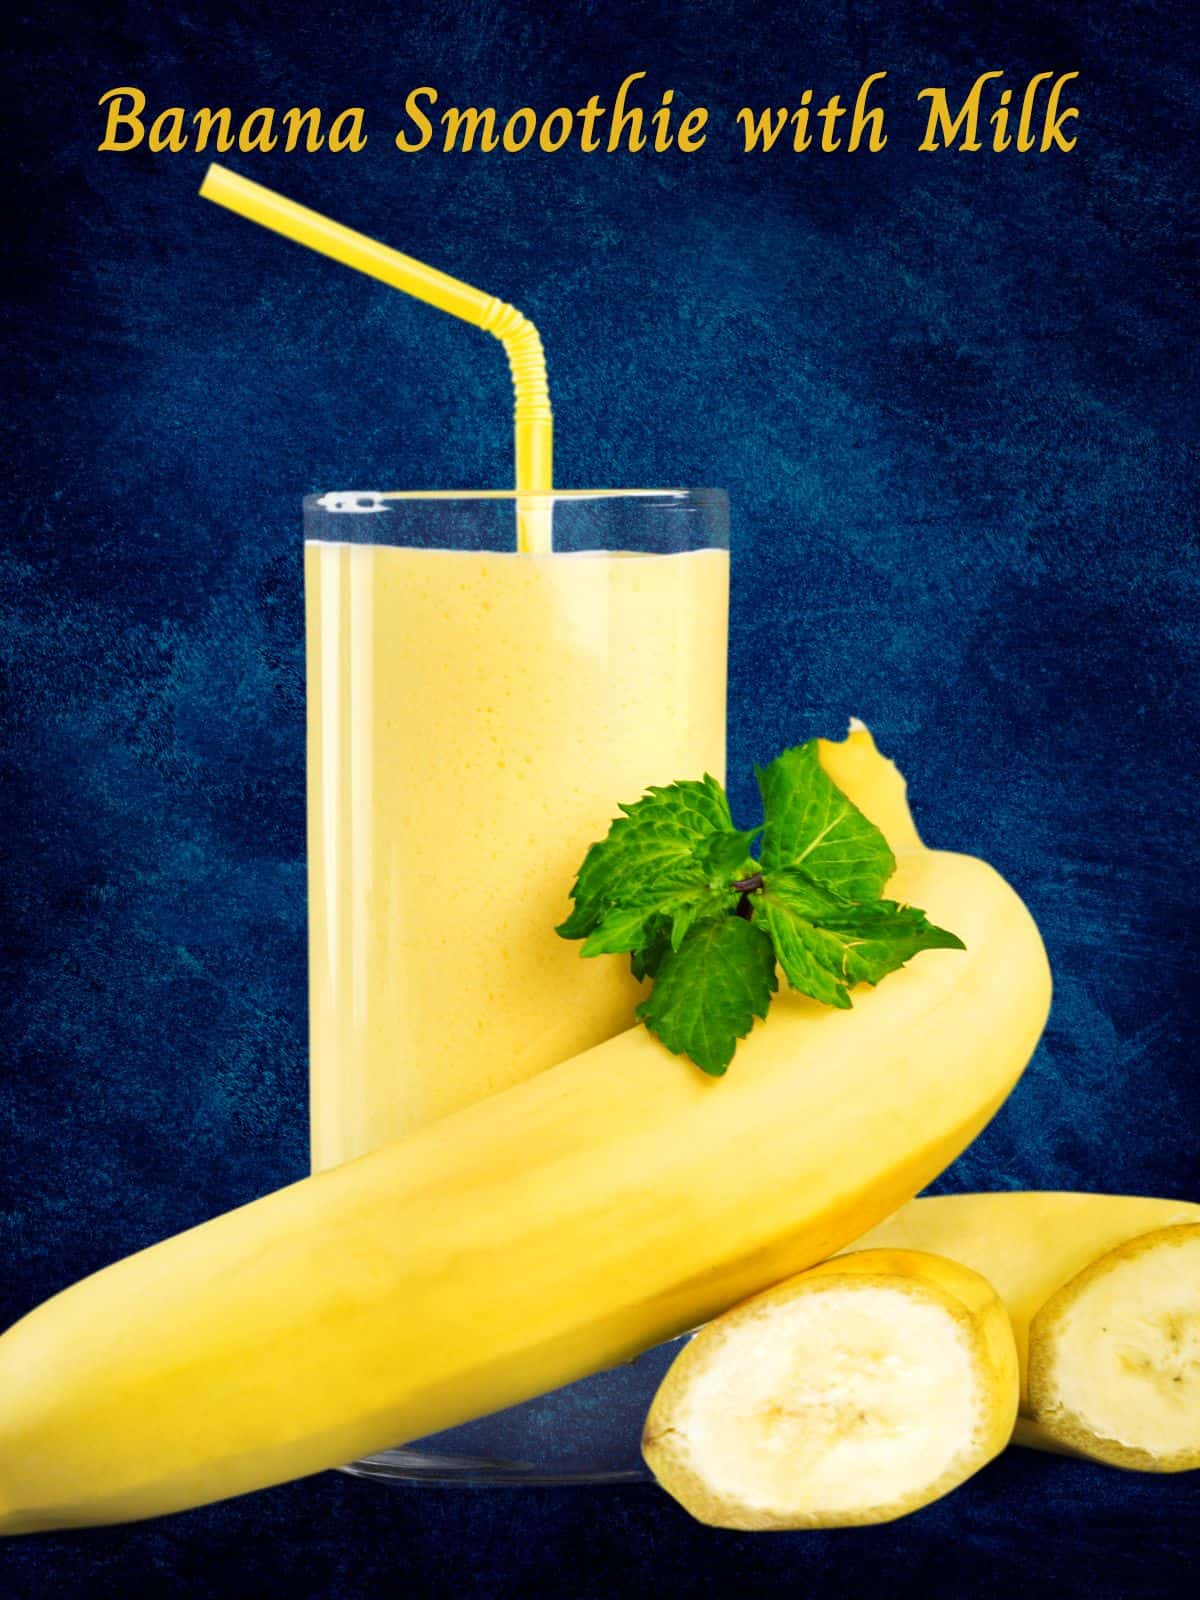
[757, 741, 894, 900]
[758, 867, 964, 1008]
[666, 881, 741, 951]
[695, 828, 760, 879]
[636, 916, 778, 1076]
[810, 898, 965, 987]
[579, 902, 664, 958]
[630, 916, 672, 982]
[581, 879, 741, 959]
[556, 774, 734, 942]
[757, 877, 857, 1010]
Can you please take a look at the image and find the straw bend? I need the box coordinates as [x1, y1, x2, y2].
[480, 298, 553, 418]
[479, 297, 554, 497]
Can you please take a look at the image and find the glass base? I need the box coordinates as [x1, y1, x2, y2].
[338, 1335, 689, 1485]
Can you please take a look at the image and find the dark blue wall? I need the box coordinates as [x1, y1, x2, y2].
[2, 0, 1197, 1593]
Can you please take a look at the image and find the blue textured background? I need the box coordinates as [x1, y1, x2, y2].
[3, 0, 1198, 1593]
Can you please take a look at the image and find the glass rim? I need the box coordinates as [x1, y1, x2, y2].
[304, 488, 726, 514]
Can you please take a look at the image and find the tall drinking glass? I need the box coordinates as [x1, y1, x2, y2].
[304, 489, 729, 1479]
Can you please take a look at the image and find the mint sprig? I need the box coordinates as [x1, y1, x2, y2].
[557, 738, 964, 1075]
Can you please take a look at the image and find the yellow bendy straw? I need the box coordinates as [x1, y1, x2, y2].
[199, 163, 554, 553]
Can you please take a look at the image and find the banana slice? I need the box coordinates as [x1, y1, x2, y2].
[642, 1250, 1018, 1529]
[1024, 1223, 1200, 1471]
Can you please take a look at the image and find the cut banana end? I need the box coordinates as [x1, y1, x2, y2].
[642, 1250, 1018, 1529]
[1024, 1223, 1200, 1472]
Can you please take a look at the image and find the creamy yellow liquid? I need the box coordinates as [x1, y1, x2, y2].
[306, 541, 728, 1169]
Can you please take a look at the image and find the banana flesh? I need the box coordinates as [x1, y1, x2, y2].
[642, 1250, 1018, 1529]
[1028, 1223, 1200, 1471]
